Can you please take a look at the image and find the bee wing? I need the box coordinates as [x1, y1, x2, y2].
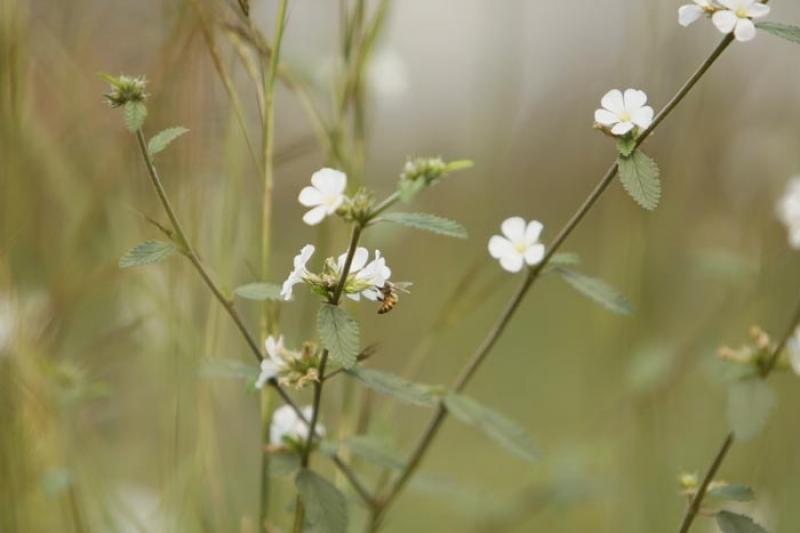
[392, 281, 413, 293]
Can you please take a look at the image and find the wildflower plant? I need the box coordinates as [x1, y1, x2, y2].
[101, 1, 800, 532]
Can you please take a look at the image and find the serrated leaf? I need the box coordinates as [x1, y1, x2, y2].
[268, 451, 301, 477]
[555, 268, 633, 315]
[756, 22, 800, 44]
[345, 435, 404, 470]
[318, 305, 359, 369]
[119, 240, 177, 268]
[617, 150, 661, 210]
[708, 484, 755, 502]
[346, 367, 439, 407]
[716, 511, 769, 533]
[233, 282, 282, 301]
[727, 379, 775, 441]
[444, 159, 474, 173]
[147, 126, 189, 156]
[382, 212, 467, 239]
[398, 179, 426, 203]
[616, 136, 637, 157]
[295, 469, 348, 533]
[443, 393, 538, 463]
[123, 101, 147, 132]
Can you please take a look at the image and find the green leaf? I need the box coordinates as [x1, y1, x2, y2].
[716, 511, 769, 533]
[382, 212, 468, 239]
[708, 484, 755, 502]
[555, 268, 633, 315]
[345, 435, 404, 470]
[727, 379, 775, 441]
[346, 367, 439, 407]
[549, 252, 580, 267]
[268, 451, 301, 477]
[444, 159, 474, 173]
[756, 22, 800, 44]
[317, 305, 359, 369]
[119, 240, 177, 268]
[295, 469, 348, 533]
[233, 282, 282, 301]
[197, 357, 259, 382]
[617, 150, 661, 210]
[398, 179, 426, 203]
[123, 101, 147, 132]
[443, 393, 538, 463]
[616, 136, 637, 157]
[147, 127, 189, 156]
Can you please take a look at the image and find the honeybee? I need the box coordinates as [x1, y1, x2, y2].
[376, 281, 412, 315]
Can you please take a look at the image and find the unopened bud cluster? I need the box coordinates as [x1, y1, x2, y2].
[102, 74, 148, 108]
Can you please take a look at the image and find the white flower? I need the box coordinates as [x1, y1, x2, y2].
[337, 247, 392, 301]
[255, 335, 289, 389]
[711, 0, 769, 42]
[788, 330, 800, 376]
[594, 89, 654, 137]
[281, 245, 315, 300]
[679, 0, 715, 27]
[298, 168, 347, 225]
[270, 405, 325, 446]
[776, 177, 800, 249]
[488, 217, 546, 273]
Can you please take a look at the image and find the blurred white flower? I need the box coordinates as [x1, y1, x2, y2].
[298, 168, 347, 225]
[270, 404, 324, 446]
[281, 244, 315, 300]
[0, 297, 15, 353]
[594, 89, 654, 136]
[488, 217, 546, 273]
[776, 177, 800, 249]
[678, 0, 716, 27]
[338, 247, 392, 301]
[368, 49, 409, 98]
[786, 329, 800, 376]
[256, 335, 289, 389]
[712, 0, 769, 42]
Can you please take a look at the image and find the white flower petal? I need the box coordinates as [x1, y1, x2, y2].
[734, 18, 756, 41]
[311, 168, 347, 194]
[302, 205, 328, 226]
[501, 217, 527, 242]
[718, 0, 742, 10]
[601, 89, 625, 115]
[256, 360, 279, 389]
[788, 337, 800, 375]
[623, 89, 647, 110]
[678, 5, 704, 27]
[611, 122, 635, 136]
[595, 109, 620, 126]
[747, 3, 770, 18]
[298, 186, 324, 207]
[524, 243, 546, 266]
[631, 106, 654, 129]
[499, 253, 525, 273]
[525, 220, 543, 244]
[712, 10, 738, 34]
[488, 236, 515, 259]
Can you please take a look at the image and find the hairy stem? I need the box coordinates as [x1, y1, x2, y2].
[367, 33, 737, 531]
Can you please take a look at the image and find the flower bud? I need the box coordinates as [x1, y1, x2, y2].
[100, 73, 148, 108]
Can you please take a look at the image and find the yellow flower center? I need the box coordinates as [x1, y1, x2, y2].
[323, 194, 339, 208]
[736, 7, 748, 18]
[619, 111, 632, 123]
[515, 242, 527, 254]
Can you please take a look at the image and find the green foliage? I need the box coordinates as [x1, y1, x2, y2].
[197, 357, 259, 382]
[616, 136, 637, 157]
[617, 149, 661, 210]
[554, 268, 633, 315]
[344, 435, 404, 470]
[346, 367, 439, 407]
[295, 469, 349, 533]
[548, 252, 580, 267]
[233, 282, 282, 301]
[317, 305, 360, 369]
[382, 212, 468, 239]
[147, 127, 189, 156]
[443, 393, 538, 463]
[118, 240, 177, 268]
[123, 101, 147, 132]
[268, 451, 301, 477]
[708, 484, 755, 502]
[727, 379, 775, 441]
[756, 22, 800, 44]
[398, 179, 426, 203]
[716, 511, 769, 533]
[397, 157, 473, 203]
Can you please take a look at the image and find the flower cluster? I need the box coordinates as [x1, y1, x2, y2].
[717, 325, 776, 375]
[488, 217, 546, 273]
[101, 74, 149, 107]
[256, 335, 321, 390]
[678, 0, 770, 42]
[594, 89, 654, 138]
[269, 405, 325, 450]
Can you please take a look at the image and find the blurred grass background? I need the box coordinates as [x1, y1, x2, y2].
[3, 0, 800, 531]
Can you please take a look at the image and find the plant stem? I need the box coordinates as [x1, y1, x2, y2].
[292, 224, 366, 532]
[367, 33, 737, 531]
[677, 294, 800, 533]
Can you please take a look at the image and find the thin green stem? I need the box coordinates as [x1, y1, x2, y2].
[367, 33, 738, 531]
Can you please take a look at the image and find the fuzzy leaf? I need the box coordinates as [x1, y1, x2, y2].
[346, 367, 439, 407]
[295, 469, 348, 533]
[398, 179, 426, 203]
[147, 127, 189, 156]
[616, 136, 637, 157]
[197, 357, 259, 382]
[443, 393, 538, 463]
[555, 268, 633, 315]
[119, 240, 177, 268]
[268, 452, 301, 477]
[318, 305, 359, 369]
[708, 484, 755, 502]
[727, 379, 775, 441]
[549, 252, 580, 267]
[123, 101, 147, 132]
[756, 22, 800, 44]
[617, 150, 661, 210]
[716, 511, 769, 533]
[233, 282, 282, 301]
[382, 212, 468, 239]
[345, 435, 405, 470]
